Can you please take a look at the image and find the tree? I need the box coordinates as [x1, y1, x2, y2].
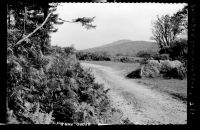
[173, 5, 188, 36]
[151, 14, 181, 49]
[151, 5, 188, 49]
[7, 1, 96, 55]
[7, 1, 61, 55]
[58, 16, 96, 29]
[7, 1, 99, 124]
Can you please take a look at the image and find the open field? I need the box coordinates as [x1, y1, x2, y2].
[81, 60, 187, 103]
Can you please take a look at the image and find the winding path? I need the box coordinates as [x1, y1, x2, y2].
[81, 62, 187, 125]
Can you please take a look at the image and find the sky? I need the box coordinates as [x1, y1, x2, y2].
[50, 3, 186, 50]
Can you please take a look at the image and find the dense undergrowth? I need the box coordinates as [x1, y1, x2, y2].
[7, 1, 113, 124]
[7, 44, 112, 124]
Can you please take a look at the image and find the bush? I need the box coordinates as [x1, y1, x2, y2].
[141, 63, 160, 78]
[7, 45, 111, 124]
[160, 60, 172, 74]
[147, 60, 161, 71]
[165, 66, 186, 79]
[136, 50, 157, 59]
[127, 59, 186, 79]
[160, 60, 186, 79]
[76, 51, 111, 61]
[64, 46, 75, 56]
[127, 60, 161, 79]
[159, 39, 187, 64]
[152, 53, 170, 60]
[112, 56, 143, 63]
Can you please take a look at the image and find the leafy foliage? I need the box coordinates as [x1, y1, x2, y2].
[136, 50, 157, 59]
[127, 59, 186, 79]
[159, 39, 187, 66]
[76, 51, 111, 61]
[7, 44, 111, 124]
[152, 53, 171, 60]
[76, 51, 144, 63]
[7, 1, 110, 124]
[112, 56, 143, 63]
[151, 5, 188, 49]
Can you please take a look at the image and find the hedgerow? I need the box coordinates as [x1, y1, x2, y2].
[7, 44, 111, 124]
[76, 51, 111, 61]
[7, 1, 113, 124]
[126, 59, 186, 80]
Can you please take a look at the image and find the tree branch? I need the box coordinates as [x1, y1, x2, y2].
[58, 18, 75, 23]
[14, 12, 53, 47]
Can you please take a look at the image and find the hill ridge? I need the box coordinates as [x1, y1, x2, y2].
[80, 40, 158, 56]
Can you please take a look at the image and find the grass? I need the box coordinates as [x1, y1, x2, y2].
[81, 40, 158, 56]
[81, 61, 187, 103]
[133, 78, 187, 103]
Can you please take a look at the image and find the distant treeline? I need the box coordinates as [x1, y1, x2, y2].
[76, 51, 144, 63]
[76, 51, 111, 61]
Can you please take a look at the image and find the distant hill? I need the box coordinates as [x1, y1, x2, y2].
[80, 40, 159, 56]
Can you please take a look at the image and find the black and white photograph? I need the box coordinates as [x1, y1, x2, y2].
[6, 0, 190, 125]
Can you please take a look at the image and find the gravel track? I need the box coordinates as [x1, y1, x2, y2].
[81, 63, 187, 125]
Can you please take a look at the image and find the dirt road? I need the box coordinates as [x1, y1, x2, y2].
[81, 62, 187, 125]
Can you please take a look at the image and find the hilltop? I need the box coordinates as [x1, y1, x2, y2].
[80, 40, 159, 56]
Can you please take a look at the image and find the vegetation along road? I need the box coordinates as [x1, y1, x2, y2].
[81, 62, 187, 125]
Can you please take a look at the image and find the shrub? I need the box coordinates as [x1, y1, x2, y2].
[76, 51, 111, 61]
[159, 39, 187, 63]
[165, 66, 186, 79]
[141, 63, 160, 78]
[112, 56, 143, 63]
[160, 60, 172, 74]
[160, 60, 186, 79]
[147, 60, 161, 71]
[136, 50, 157, 59]
[7, 45, 111, 124]
[64, 46, 75, 56]
[160, 54, 170, 60]
[127, 60, 161, 79]
[153, 53, 170, 60]
[23, 103, 54, 124]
